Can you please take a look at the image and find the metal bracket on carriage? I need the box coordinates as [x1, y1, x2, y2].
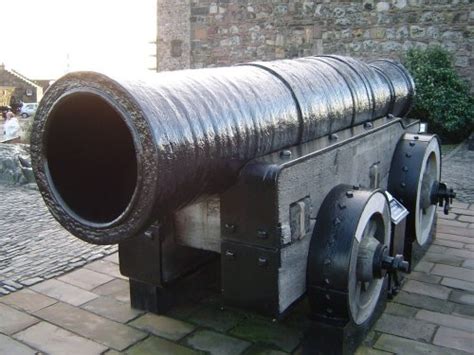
[429, 182, 456, 215]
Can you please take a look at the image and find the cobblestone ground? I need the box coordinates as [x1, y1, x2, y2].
[442, 142, 474, 203]
[0, 185, 117, 295]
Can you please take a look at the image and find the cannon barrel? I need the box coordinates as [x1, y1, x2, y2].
[31, 55, 414, 244]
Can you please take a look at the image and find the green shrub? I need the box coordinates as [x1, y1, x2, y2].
[403, 47, 473, 143]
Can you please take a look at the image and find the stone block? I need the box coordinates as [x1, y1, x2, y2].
[85, 260, 126, 279]
[58, 268, 114, 290]
[185, 329, 251, 355]
[433, 327, 474, 353]
[384, 302, 418, 317]
[35, 302, 146, 351]
[130, 313, 195, 341]
[433, 239, 464, 249]
[31, 279, 97, 306]
[374, 333, 467, 355]
[127, 336, 198, 355]
[0, 303, 38, 335]
[459, 215, 474, 223]
[0, 288, 56, 313]
[449, 290, 474, 305]
[403, 280, 451, 300]
[423, 252, 464, 267]
[446, 248, 474, 259]
[82, 296, 143, 323]
[0, 333, 36, 355]
[416, 309, 474, 332]
[374, 313, 436, 342]
[413, 261, 434, 273]
[441, 277, 474, 292]
[431, 264, 474, 282]
[404, 271, 441, 284]
[462, 259, 474, 269]
[14, 322, 107, 354]
[92, 279, 130, 303]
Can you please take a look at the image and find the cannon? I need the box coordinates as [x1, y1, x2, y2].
[31, 55, 455, 354]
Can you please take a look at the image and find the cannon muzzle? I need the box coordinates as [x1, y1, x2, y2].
[31, 55, 414, 244]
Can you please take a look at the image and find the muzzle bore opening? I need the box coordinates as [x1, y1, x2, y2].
[44, 92, 138, 225]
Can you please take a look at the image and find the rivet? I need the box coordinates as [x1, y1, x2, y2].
[353, 185, 360, 190]
[324, 258, 331, 265]
[329, 133, 339, 141]
[387, 114, 395, 120]
[225, 223, 236, 233]
[364, 122, 373, 129]
[409, 142, 416, 147]
[220, 306, 225, 311]
[400, 182, 406, 188]
[333, 217, 341, 226]
[346, 191, 354, 198]
[258, 257, 268, 267]
[338, 203, 346, 209]
[144, 230, 155, 240]
[414, 136, 419, 140]
[405, 153, 412, 158]
[402, 166, 408, 172]
[280, 150, 292, 158]
[324, 278, 330, 285]
[326, 308, 333, 314]
[257, 229, 269, 239]
[225, 250, 235, 258]
[325, 294, 331, 300]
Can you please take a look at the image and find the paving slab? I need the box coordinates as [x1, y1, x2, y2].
[82, 296, 143, 323]
[415, 309, 474, 332]
[92, 278, 130, 303]
[30, 278, 97, 306]
[84, 260, 126, 279]
[14, 321, 108, 355]
[449, 290, 474, 305]
[433, 327, 474, 353]
[130, 313, 196, 341]
[34, 302, 146, 351]
[185, 329, 251, 355]
[0, 288, 56, 312]
[423, 252, 464, 267]
[431, 264, 474, 282]
[404, 270, 442, 284]
[392, 291, 455, 313]
[374, 313, 437, 342]
[126, 335, 198, 355]
[384, 303, 418, 318]
[0, 333, 37, 355]
[58, 268, 114, 290]
[402, 280, 451, 300]
[374, 334, 469, 355]
[0, 303, 38, 335]
[441, 277, 474, 292]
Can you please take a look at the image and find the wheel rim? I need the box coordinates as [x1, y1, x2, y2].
[415, 139, 440, 245]
[348, 192, 390, 325]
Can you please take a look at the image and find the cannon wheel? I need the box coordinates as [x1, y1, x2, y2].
[388, 134, 441, 246]
[307, 185, 391, 327]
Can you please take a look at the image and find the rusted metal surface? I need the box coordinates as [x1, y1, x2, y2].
[30, 55, 415, 244]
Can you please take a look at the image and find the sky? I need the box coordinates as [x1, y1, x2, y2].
[1, 0, 157, 79]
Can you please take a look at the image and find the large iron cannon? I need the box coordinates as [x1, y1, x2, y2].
[31, 55, 454, 354]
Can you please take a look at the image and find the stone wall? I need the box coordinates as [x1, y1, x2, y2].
[156, 0, 473, 87]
